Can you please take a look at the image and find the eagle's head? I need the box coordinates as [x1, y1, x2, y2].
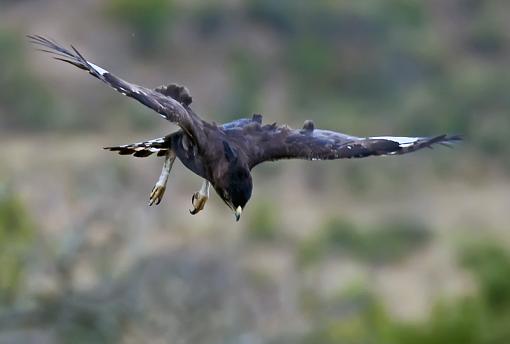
[216, 141, 253, 221]
[216, 165, 252, 221]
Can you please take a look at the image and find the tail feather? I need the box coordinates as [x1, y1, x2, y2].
[104, 137, 170, 158]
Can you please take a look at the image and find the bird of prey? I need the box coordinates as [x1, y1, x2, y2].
[29, 35, 461, 221]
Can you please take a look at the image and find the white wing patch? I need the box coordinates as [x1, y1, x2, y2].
[87, 61, 108, 76]
[369, 136, 420, 148]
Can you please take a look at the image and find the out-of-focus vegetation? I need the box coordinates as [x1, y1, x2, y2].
[0, 32, 62, 130]
[246, 201, 280, 241]
[298, 217, 431, 267]
[106, 0, 175, 53]
[1, 0, 509, 342]
[0, 187, 35, 306]
[301, 242, 510, 344]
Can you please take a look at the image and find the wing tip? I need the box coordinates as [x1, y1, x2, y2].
[413, 133, 463, 152]
[444, 134, 463, 142]
[432, 134, 463, 146]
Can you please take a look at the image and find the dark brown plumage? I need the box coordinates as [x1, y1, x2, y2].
[29, 35, 461, 221]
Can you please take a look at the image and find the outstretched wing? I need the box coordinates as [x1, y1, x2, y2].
[28, 35, 202, 138]
[231, 117, 461, 168]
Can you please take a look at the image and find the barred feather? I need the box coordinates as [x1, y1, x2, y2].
[104, 137, 170, 158]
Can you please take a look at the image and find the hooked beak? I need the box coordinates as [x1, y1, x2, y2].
[234, 206, 242, 222]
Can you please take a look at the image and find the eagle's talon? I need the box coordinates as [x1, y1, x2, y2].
[189, 191, 207, 215]
[149, 184, 166, 206]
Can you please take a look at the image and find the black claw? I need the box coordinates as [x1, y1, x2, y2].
[189, 192, 201, 215]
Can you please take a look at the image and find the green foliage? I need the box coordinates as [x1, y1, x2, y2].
[301, 286, 391, 344]
[390, 301, 483, 344]
[57, 308, 125, 344]
[106, 0, 174, 52]
[461, 243, 510, 314]
[386, 242, 510, 344]
[0, 187, 35, 305]
[298, 217, 431, 266]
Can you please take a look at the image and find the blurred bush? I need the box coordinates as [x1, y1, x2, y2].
[461, 242, 510, 315]
[301, 286, 390, 344]
[105, 0, 175, 53]
[298, 217, 431, 267]
[0, 187, 35, 306]
[55, 307, 125, 344]
[301, 241, 510, 344]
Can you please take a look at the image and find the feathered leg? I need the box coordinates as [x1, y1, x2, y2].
[190, 180, 210, 215]
[149, 150, 176, 206]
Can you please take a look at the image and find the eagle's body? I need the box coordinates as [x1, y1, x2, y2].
[29, 35, 461, 221]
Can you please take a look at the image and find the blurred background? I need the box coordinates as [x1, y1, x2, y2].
[1, 0, 510, 343]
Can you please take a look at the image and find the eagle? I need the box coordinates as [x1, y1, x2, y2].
[29, 35, 461, 221]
